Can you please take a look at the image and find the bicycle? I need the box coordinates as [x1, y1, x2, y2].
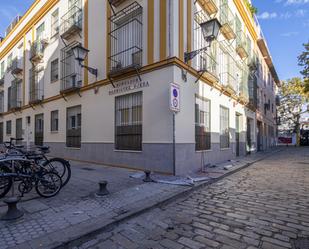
[4, 138, 71, 187]
[0, 155, 62, 198]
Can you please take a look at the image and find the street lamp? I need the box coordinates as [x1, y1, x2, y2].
[184, 18, 221, 63]
[72, 44, 98, 78]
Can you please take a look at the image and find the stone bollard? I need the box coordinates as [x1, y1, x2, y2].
[1, 197, 24, 220]
[96, 181, 109, 197]
[143, 170, 154, 182]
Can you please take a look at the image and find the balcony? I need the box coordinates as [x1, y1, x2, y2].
[60, 6, 82, 40]
[108, 2, 143, 79]
[198, 0, 218, 16]
[29, 67, 44, 105]
[60, 73, 82, 94]
[196, 50, 218, 83]
[30, 40, 45, 63]
[9, 79, 22, 111]
[236, 30, 248, 59]
[220, 71, 237, 95]
[219, 4, 236, 40]
[11, 57, 23, 75]
[239, 70, 250, 103]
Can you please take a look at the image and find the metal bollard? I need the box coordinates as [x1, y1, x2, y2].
[143, 170, 154, 182]
[96, 181, 109, 197]
[1, 197, 24, 220]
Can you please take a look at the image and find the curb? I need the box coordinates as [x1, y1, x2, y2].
[11, 149, 282, 249]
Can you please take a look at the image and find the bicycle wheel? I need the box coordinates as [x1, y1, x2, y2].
[43, 158, 71, 187]
[0, 165, 13, 198]
[35, 172, 62, 198]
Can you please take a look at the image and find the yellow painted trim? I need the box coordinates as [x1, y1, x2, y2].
[32, 27, 35, 42]
[178, 0, 184, 61]
[83, 0, 89, 86]
[159, 0, 167, 60]
[187, 0, 192, 66]
[147, 0, 154, 64]
[0, 0, 59, 61]
[1, 57, 253, 116]
[106, 2, 111, 75]
[0, 0, 40, 48]
[23, 36, 26, 105]
[233, 0, 257, 41]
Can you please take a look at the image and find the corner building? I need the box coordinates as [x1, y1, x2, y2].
[0, 0, 279, 175]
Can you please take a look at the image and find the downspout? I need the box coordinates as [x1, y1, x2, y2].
[168, 0, 172, 57]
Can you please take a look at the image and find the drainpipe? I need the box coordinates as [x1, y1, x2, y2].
[168, 0, 172, 57]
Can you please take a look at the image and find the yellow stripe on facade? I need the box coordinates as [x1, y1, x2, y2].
[84, 0, 89, 86]
[159, 0, 167, 60]
[187, 0, 192, 66]
[233, 0, 258, 41]
[147, 0, 154, 64]
[179, 0, 184, 61]
[23, 35, 26, 104]
[106, 2, 111, 75]
[0, 0, 59, 60]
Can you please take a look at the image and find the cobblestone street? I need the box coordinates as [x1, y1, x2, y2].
[73, 147, 309, 249]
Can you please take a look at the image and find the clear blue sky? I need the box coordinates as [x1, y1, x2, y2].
[0, 0, 308, 81]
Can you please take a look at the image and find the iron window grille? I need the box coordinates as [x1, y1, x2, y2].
[29, 66, 44, 104]
[193, 10, 219, 81]
[60, 42, 82, 92]
[60, 3, 82, 39]
[51, 58, 59, 82]
[195, 95, 211, 151]
[9, 79, 22, 110]
[51, 9, 59, 37]
[11, 57, 23, 75]
[30, 40, 45, 61]
[51, 110, 59, 132]
[109, 2, 143, 75]
[66, 105, 81, 148]
[115, 91, 142, 151]
[220, 106, 229, 148]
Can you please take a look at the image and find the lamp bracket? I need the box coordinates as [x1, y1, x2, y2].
[184, 41, 211, 64]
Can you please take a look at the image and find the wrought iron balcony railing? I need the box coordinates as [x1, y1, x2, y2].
[219, 4, 236, 40]
[30, 40, 45, 62]
[11, 57, 23, 75]
[196, 50, 218, 82]
[60, 6, 82, 40]
[109, 0, 128, 7]
[197, 0, 219, 16]
[219, 71, 237, 94]
[9, 79, 22, 111]
[236, 30, 248, 59]
[109, 2, 143, 77]
[29, 67, 44, 105]
[60, 73, 82, 94]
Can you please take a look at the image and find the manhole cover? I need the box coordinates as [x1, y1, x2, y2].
[81, 167, 95, 171]
[292, 238, 309, 249]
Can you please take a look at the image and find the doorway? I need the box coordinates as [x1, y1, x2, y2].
[35, 114, 44, 146]
[235, 114, 241, 157]
[15, 118, 23, 144]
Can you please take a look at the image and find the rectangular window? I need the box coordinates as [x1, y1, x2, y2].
[66, 105, 81, 147]
[51, 59, 59, 82]
[220, 106, 229, 148]
[195, 96, 211, 151]
[115, 92, 142, 151]
[6, 120, 11, 135]
[51, 110, 59, 132]
[36, 23, 45, 40]
[7, 54, 13, 71]
[7, 86, 11, 111]
[51, 9, 59, 37]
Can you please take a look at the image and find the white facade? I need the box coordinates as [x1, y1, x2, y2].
[0, 0, 279, 175]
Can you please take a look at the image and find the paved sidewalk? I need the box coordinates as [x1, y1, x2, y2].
[0, 149, 280, 249]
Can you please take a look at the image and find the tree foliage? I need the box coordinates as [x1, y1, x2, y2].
[298, 41, 309, 92]
[277, 78, 307, 135]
